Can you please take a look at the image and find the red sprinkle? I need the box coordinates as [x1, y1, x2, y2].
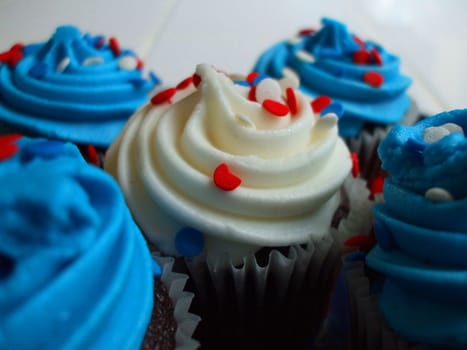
[176, 76, 194, 90]
[95, 38, 106, 48]
[370, 48, 383, 65]
[150, 88, 177, 105]
[298, 28, 316, 36]
[109, 37, 121, 56]
[136, 58, 144, 70]
[310, 95, 331, 114]
[363, 71, 384, 87]
[193, 74, 202, 87]
[262, 99, 289, 117]
[344, 234, 376, 252]
[213, 163, 242, 191]
[0, 134, 22, 146]
[248, 86, 257, 102]
[353, 50, 370, 65]
[352, 35, 366, 48]
[350, 152, 360, 178]
[246, 72, 260, 85]
[370, 175, 385, 199]
[285, 87, 298, 115]
[10, 43, 25, 52]
[86, 145, 99, 166]
[0, 43, 24, 68]
[0, 142, 19, 161]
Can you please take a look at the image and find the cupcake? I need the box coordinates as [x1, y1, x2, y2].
[105, 64, 371, 348]
[0, 25, 161, 165]
[0, 136, 199, 349]
[253, 17, 416, 182]
[330, 109, 467, 349]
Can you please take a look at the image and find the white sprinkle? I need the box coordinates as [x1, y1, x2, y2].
[56, 57, 70, 73]
[255, 78, 282, 104]
[296, 50, 315, 63]
[287, 36, 301, 45]
[235, 114, 255, 129]
[440, 122, 464, 135]
[118, 55, 138, 70]
[423, 126, 450, 144]
[425, 187, 454, 203]
[280, 67, 300, 89]
[82, 56, 104, 66]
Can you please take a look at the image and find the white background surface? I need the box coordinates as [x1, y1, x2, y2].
[0, 0, 465, 116]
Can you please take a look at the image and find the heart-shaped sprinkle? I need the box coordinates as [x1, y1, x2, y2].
[285, 87, 298, 115]
[363, 71, 384, 87]
[353, 50, 370, 65]
[350, 152, 360, 178]
[262, 99, 290, 117]
[311, 95, 331, 114]
[150, 88, 177, 105]
[425, 187, 453, 203]
[176, 76, 194, 90]
[213, 163, 242, 191]
[109, 37, 121, 56]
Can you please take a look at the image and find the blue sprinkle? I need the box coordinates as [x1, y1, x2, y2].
[252, 74, 269, 86]
[344, 251, 366, 262]
[149, 71, 161, 85]
[28, 63, 49, 79]
[406, 138, 425, 159]
[0, 254, 14, 280]
[151, 259, 162, 278]
[320, 102, 344, 118]
[175, 227, 205, 257]
[129, 78, 147, 88]
[22, 140, 65, 162]
[374, 219, 397, 251]
[234, 80, 250, 87]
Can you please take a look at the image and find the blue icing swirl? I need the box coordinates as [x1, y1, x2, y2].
[253, 17, 412, 137]
[366, 109, 467, 347]
[0, 26, 160, 147]
[0, 137, 154, 349]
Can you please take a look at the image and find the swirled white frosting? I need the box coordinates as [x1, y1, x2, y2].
[105, 64, 351, 260]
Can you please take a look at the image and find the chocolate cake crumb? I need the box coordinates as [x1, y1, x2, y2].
[141, 279, 177, 350]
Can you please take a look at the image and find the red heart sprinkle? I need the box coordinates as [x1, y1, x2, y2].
[0, 134, 22, 146]
[150, 88, 177, 105]
[352, 35, 365, 48]
[370, 48, 383, 65]
[109, 37, 121, 56]
[262, 99, 289, 117]
[176, 76, 194, 90]
[193, 73, 202, 87]
[353, 50, 370, 65]
[298, 28, 316, 36]
[0, 142, 19, 161]
[86, 145, 99, 166]
[310, 95, 331, 114]
[248, 86, 257, 102]
[286, 87, 298, 115]
[350, 152, 360, 178]
[363, 71, 384, 87]
[246, 72, 260, 85]
[369, 175, 385, 199]
[213, 163, 242, 191]
[344, 234, 376, 252]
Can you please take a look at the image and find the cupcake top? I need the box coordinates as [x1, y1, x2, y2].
[253, 17, 412, 138]
[0, 25, 160, 147]
[366, 109, 467, 347]
[0, 136, 156, 349]
[105, 63, 351, 262]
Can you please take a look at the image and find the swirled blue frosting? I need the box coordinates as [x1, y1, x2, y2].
[0, 136, 155, 349]
[253, 17, 412, 137]
[366, 109, 467, 347]
[0, 26, 160, 147]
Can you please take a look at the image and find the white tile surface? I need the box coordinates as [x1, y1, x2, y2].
[1, 0, 465, 116]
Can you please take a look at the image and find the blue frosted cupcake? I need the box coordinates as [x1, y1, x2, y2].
[0, 26, 161, 164]
[253, 17, 417, 181]
[0, 136, 199, 349]
[323, 109, 467, 349]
